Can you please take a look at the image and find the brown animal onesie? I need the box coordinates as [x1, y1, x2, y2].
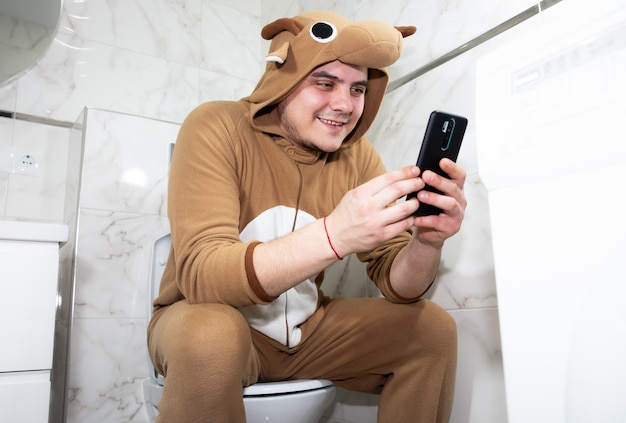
[148, 10, 457, 423]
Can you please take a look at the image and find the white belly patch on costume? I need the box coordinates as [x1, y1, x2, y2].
[239, 206, 318, 346]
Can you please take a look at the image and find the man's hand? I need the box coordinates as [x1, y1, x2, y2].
[411, 158, 466, 248]
[325, 165, 425, 258]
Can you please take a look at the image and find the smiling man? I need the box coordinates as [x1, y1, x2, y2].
[273, 61, 368, 152]
[147, 10, 467, 423]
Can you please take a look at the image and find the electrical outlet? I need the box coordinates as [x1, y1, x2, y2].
[13, 150, 41, 177]
[0, 148, 42, 177]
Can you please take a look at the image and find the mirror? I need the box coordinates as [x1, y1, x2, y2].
[0, 0, 62, 87]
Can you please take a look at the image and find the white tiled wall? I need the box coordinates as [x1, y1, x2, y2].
[68, 108, 177, 422]
[0, 0, 552, 422]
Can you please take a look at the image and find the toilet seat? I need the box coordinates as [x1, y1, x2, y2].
[153, 371, 332, 397]
[243, 379, 334, 396]
[150, 376, 334, 396]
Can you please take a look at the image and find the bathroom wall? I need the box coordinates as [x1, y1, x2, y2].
[0, 0, 262, 223]
[0, 1, 263, 422]
[67, 107, 178, 422]
[0, 0, 563, 422]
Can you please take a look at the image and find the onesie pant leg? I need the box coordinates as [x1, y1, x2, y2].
[148, 298, 456, 423]
[253, 298, 457, 423]
[147, 301, 260, 423]
[370, 299, 457, 422]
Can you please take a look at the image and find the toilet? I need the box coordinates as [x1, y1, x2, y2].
[142, 233, 336, 422]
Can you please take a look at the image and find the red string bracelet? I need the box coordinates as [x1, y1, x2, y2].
[323, 215, 343, 260]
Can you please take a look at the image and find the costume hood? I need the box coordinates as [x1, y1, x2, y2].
[245, 11, 416, 146]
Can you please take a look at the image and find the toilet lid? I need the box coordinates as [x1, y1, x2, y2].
[243, 379, 333, 396]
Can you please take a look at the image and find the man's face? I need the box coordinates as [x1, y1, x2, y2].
[274, 60, 368, 153]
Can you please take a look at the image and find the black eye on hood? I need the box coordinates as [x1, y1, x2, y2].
[310, 21, 337, 43]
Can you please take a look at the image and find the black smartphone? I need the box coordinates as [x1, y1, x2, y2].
[406, 110, 468, 216]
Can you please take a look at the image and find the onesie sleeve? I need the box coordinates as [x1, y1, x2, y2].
[166, 101, 275, 307]
[352, 138, 421, 304]
[357, 230, 423, 304]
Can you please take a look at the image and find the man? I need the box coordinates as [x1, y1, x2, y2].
[148, 10, 466, 423]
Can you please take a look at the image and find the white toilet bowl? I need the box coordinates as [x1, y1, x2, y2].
[143, 233, 336, 422]
[143, 377, 336, 423]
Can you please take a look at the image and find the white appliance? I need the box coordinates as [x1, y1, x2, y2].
[476, 0, 626, 422]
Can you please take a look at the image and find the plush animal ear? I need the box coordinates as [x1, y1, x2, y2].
[395, 25, 417, 38]
[261, 17, 305, 40]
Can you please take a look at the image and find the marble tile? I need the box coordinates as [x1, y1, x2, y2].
[354, 0, 540, 82]
[14, 32, 200, 124]
[0, 79, 17, 111]
[320, 254, 369, 299]
[74, 209, 170, 319]
[0, 113, 10, 216]
[0, 114, 13, 150]
[260, 0, 303, 25]
[368, 51, 479, 174]
[67, 318, 151, 423]
[291, 0, 356, 19]
[4, 120, 70, 222]
[448, 308, 507, 423]
[79, 109, 179, 215]
[61, 0, 203, 67]
[200, 1, 264, 82]
[0, 173, 7, 217]
[199, 69, 258, 103]
[209, 0, 262, 16]
[428, 174, 497, 310]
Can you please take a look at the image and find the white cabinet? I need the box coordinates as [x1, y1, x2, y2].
[0, 372, 51, 422]
[0, 221, 68, 423]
